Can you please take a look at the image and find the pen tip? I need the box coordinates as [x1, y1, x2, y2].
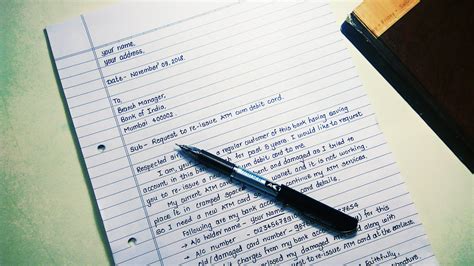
[176, 143, 193, 152]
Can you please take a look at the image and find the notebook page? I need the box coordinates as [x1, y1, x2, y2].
[46, 2, 436, 264]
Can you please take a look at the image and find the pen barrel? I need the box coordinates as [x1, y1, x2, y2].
[196, 149, 235, 176]
[276, 185, 358, 233]
[231, 167, 280, 197]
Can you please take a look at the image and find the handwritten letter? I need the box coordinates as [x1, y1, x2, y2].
[46, 2, 436, 264]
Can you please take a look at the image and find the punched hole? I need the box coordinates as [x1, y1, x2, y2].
[97, 144, 106, 152]
[128, 237, 137, 247]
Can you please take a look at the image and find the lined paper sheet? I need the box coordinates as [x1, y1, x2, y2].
[46, 2, 437, 264]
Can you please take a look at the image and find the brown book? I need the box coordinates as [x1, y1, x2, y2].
[342, 0, 474, 172]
